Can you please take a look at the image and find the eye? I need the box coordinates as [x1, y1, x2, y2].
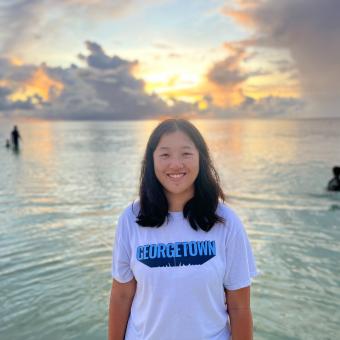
[183, 152, 193, 156]
[160, 153, 169, 158]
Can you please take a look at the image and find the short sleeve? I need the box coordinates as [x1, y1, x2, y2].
[111, 212, 134, 283]
[223, 212, 258, 290]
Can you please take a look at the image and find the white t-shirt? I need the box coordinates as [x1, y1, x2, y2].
[112, 200, 258, 340]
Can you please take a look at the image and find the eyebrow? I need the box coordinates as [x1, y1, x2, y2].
[158, 146, 193, 150]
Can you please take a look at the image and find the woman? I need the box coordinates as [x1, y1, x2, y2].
[108, 119, 258, 340]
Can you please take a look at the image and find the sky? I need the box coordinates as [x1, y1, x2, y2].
[0, 0, 339, 120]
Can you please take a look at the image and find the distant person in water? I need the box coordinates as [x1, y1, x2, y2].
[327, 166, 340, 191]
[11, 126, 22, 150]
[5, 139, 10, 148]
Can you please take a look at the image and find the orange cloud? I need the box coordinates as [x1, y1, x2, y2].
[141, 45, 249, 108]
[221, 7, 256, 27]
[244, 74, 301, 99]
[202, 43, 253, 107]
[10, 57, 24, 66]
[202, 82, 245, 107]
[0, 79, 8, 87]
[9, 67, 64, 102]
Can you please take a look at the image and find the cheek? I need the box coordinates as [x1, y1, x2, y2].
[194, 163, 200, 177]
[183, 159, 199, 179]
[191, 156, 200, 174]
[153, 159, 166, 178]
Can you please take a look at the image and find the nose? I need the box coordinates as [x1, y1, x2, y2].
[168, 155, 184, 169]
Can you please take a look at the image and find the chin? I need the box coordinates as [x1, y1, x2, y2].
[164, 185, 194, 196]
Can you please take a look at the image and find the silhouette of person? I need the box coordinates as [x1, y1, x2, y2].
[11, 126, 22, 150]
[327, 166, 340, 191]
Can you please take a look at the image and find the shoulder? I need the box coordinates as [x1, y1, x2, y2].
[118, 198, 141, 222]
[216, 201, 246, 234]
[115, 199, 140, 239]
[216, 201, 242, 221]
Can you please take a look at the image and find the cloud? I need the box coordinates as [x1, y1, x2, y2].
[153, 42, 174, 50]
[206, 43, 248, 107]
[0, 0, 139, 56]
[224, 0, 340, 117]
[272, 59, 295, 74]
[204, 95, 305, 119]
[205, 42, 265, 107]
[0, 42, 196, 120]
[0, 58, 44, 115]
[0, 41, 308, 120]
[207, 56, 247, 87]
[168, 53, 182, 59]
[0, 0, 44, 54]
[78, 41, 137, 70]
[0, 85, 36, 111]
[236, 95, 304, 118]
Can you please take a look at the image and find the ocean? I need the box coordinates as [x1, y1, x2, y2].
[0, 118, 339, 340]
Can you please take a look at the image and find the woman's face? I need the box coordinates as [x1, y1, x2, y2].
[153, 130, 199, 202]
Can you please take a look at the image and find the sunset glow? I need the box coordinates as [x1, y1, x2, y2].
[9, 68, 64, 102]
[1, 0, 339, 119]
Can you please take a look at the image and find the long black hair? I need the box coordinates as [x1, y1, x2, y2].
[135, 118, 226, 231]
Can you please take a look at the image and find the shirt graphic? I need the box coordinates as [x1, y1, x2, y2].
[136, 240, 216, 267]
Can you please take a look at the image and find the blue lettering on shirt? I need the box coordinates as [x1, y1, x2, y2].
[136, 240, 216, 267]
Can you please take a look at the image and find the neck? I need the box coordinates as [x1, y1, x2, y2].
[165, 190, 194, 212]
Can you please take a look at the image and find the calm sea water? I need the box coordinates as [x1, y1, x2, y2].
[0, 118, 339, 340]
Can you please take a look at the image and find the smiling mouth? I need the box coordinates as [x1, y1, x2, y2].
[167, 173, 186, 179]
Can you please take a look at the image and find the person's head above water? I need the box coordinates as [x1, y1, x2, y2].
[333, 166, 340, 178]
[136, 118, 225, 231]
